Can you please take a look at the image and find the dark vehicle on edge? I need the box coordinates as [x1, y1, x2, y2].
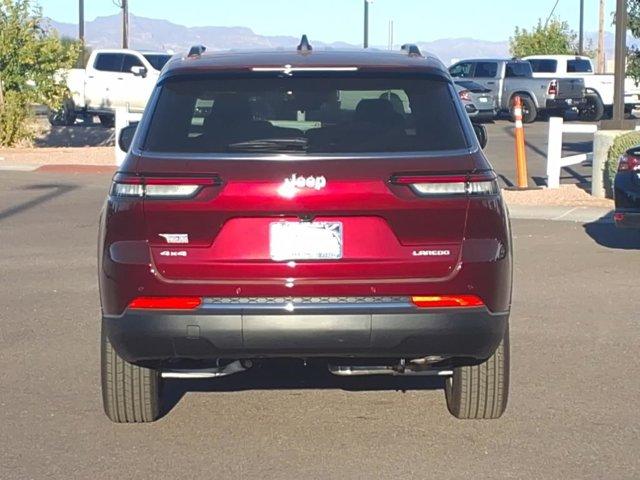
[614, 146, 640, 228]
[99, 39, 512, 423]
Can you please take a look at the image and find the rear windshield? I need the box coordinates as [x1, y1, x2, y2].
[455, 80, 490, 93]
[567, 59, 592, 73]
[528, 59, 558, 73]
[143, 54, 172, 71]
[505, 62, 532, 78]
[143, 75, 469, 154]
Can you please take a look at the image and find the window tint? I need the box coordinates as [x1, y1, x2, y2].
[567, 59, 593, 73]
[94, 53, 124, 72]
[474, 62, 498, 78]
[122, 54, 144, 73]
[505, 62, 532, 78]
[449, 62, 474, 78]
[528, 59, 557, 73]
[143, 54, 172, 71]
[144, 76, 469, 154]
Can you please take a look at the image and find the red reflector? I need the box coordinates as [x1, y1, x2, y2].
[411, 295, 484, 308]
[614, 213, 625, 222]
[128, 297, 202, 310]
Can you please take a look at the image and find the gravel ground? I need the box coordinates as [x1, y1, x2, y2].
[0, 147, 114, 166]
[502, 184, 614, 208]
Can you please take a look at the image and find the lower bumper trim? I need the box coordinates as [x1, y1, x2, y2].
[104, 307, 509, 363]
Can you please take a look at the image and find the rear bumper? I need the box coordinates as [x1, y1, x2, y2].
[614, 210, 640, 228]
[545, 97, 583, 110]
[103, 301, 509, 364]
[469, 108, 497, 121]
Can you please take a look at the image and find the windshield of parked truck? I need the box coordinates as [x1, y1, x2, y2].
[528, 59, 558, 73]
[143, 75, 470, 154]
[143, 54, 172, 71]
[567, 59, 592, 73]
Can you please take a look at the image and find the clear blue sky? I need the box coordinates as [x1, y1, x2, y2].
[36, 0, 615, 44]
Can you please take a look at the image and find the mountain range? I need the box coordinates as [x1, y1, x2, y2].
[47, 13, 633, 67]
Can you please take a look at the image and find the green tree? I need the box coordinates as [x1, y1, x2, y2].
[0, 0, 80, 146]
[510, 18, 578, 58]
[627, 0, 640, 83]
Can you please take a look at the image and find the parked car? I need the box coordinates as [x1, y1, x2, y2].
[449, 58, 585, 123]
[49, 49, 173, 127]
[100, 39, 512, 423]
[523, 55, 640, 122]
[614, 146, 640, 228]
[455, 80, 498, 121]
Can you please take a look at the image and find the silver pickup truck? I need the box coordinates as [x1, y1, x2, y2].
[449, 59, 585, 123]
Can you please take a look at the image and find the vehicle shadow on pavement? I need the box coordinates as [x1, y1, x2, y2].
[583, 215, 640, 250]
[0, 183, 78, 222]
[159, 362, 444, 418]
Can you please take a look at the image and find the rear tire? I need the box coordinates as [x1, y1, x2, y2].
[101, 326, 161, 423]
[99, 114, 115, 128]
[511, 96, 537, 123]
[578, 93, 605, 122]
[445, 325, 509, 420]
[48, 99, 77, 126]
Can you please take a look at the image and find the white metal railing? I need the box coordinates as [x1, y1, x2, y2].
[546, 117, 598, 189]
[114, 106, 143, 166]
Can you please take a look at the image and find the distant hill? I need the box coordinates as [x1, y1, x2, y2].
[46, 13, 633, 67]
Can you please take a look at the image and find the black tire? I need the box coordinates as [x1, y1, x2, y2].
[48, 99, 77, 126]
[99, 114, 115, 128]
[101, 326, 161, 423]
[511, 95, 537, 124]
[472, 122, 487, 149]
[445, 325, 510, 420]
[578, 93, 605, 122]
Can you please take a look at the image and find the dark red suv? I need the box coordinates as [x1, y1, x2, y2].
[99, 40, 512, 423]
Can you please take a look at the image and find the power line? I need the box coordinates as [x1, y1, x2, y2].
[545, 0, 561, 27]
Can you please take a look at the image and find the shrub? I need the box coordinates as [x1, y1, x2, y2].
[0, 0, 81, 147]
[605, 131, 640, 197]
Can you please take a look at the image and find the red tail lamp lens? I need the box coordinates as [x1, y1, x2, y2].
[411, 295, 484, 308]
[128, 297, 202, 310]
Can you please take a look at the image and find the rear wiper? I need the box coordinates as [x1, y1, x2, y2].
[227, 138, 308, 152]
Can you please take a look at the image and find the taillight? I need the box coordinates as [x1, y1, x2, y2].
[548, 80, 558, 96]
[128, 296, 202, 310]
[391, 173, 499, 196]
[411, 295, 484, 308]
[110, 175, 221, 199]
[618, 154, 640, 172]
[458, 89, 471, 101]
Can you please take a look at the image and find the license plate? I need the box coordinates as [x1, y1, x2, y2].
[270, 222, 343, 261]
[478, 97, 489, 103]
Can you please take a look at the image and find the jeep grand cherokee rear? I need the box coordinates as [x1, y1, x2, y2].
[99, 42, 512, 423]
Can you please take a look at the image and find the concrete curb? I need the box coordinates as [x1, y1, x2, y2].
[507, 204, 614, 223]
[0, 164, 40, 172]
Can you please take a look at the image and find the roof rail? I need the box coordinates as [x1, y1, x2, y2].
[297, 34, 313, 52]
[188, 45, 206, 58]
[401, 43, 422, 57]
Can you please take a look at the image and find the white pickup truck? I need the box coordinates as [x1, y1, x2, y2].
[523, 55, 640, 121]
[49, 49, 172, 127]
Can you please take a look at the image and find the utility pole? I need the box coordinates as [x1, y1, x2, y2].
[578, 0, 585, 55]
[603, 0, 630, 129]
[122, 0, 129, 49]
[597, 0, 606, 72]
[388, 20, 394, 50]
[79, 0, 85, 66]
[363, 0, 370, 48]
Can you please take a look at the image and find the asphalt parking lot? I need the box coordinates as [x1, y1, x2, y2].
[483, 118, 595, 187]
[1, 170, 639, 479]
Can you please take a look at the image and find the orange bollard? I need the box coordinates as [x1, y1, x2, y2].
[513, 96, 529, 189]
